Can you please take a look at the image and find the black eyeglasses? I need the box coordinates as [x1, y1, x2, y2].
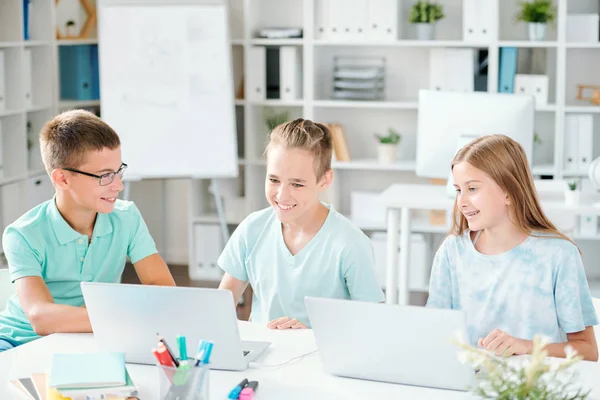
[63, 163, 128, 186]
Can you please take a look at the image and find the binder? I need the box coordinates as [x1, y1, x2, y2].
[498, 47, 517, 93]
[350, 0, 368, 41]
[316, 0, 331, 40]
[246, 46, 266, 101]
[563, 115, 579, 173]
[279, 46, 302, 101]
[430, 49, 474, 92]
[463, 0, 497, 42]
[23, 0, 31, 40]
[513, 74, 530, 95]
[530, 75, 549, 106]
[23, 48, 33, 107]
[59, 45, 100, 101]
[328, 0, 343, 40]
[0, 50, 5, 110]
[577, 114, 593, 174]
[367, 0, 398, 41]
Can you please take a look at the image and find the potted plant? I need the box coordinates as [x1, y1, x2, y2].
[263, 108, 289, 132]
[565, 179, 580, 206]
[516, 0, 556, 41]
[455, 334, 590, 399]
[409, 1, 444, 40]
[375, 128, 401, 164]
[65, 20, 76, 37]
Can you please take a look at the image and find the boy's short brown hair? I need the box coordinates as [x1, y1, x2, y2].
[40, 109, 121, 174]
[264, 118, 333, 180]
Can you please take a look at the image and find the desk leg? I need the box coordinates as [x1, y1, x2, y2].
[386, 208, 399, 305]
[399, 207, 411, 306]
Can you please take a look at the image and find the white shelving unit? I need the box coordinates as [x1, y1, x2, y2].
[188, 0, 600, 280]
[0, 0, 100, 255]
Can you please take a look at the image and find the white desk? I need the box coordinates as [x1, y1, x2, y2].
[379, 183, 600, 306]
[2, 322, 600, 399]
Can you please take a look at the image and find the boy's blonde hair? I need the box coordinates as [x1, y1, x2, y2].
[450, 134, 575, 245]
[40, 109, 121, 174]
[264, 118, 333, 181]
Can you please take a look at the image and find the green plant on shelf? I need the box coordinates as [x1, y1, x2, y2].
[65, 20, 76, 36]
[263, 108, 290, 132]
[568, 180, 579, 191]
[409, 1, 444, 24]
[516, 0, 556, 24]
[375, 128, 401, 145]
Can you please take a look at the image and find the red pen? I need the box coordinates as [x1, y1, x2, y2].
[239, 381, 259, 400]
[153, 344, 176, 367]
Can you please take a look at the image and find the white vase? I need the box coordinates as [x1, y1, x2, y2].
[564, 190, 580, 206]
[416, 23, 435, 40]
[528, 23, 546, 41]
[377, 143, 398, 164]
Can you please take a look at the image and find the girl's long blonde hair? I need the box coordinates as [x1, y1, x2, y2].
[450, 134, 575, 245]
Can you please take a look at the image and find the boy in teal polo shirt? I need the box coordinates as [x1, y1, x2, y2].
[218, 119, 384, 329]
[0, 110, 176, 352]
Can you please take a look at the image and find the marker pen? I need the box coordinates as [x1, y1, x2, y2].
[227, 378, 249, 399]
[239, 381, 259, 400]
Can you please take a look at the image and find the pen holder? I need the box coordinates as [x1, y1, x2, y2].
[158, 363, 210, 400]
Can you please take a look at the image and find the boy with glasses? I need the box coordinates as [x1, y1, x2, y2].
[0, 110, 175, 352]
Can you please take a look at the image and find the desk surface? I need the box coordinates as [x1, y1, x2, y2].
[2, 322, 600, 399]
[379, 183, 600, 214]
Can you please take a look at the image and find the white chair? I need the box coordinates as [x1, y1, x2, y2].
[593, 297, 600, 360]
[0, 268, 15, 312]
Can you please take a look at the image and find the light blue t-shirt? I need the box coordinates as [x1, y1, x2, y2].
[0, 198, 158, 345]
[218, 204, 385, 326]
[427, 231, 598, 346]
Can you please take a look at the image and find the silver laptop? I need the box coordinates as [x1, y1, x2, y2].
[81, 282, 269, 371]
[305, 297, 476, 391]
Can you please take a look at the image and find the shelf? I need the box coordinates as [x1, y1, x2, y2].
[24, 41, 52, 47]
[57, 39, 98, 46]
[499, 40, 558, 48]
[192, 213, 243, 225]
[333, 159, 416, 172]
[573, 234, 600, 241]
[351, 216, 449, 234]
[234, 99, 245, 106]
[0, 109, 23, 117]
[531, 164, 555, 175]
[314, 100, 418, 110]
[562, 170, 590, 178]
[26, 105, 53, 113]
[565, 105, 600, 113]
[0, 168, 47, 187]
[247, 99, 304, 107]
[231, 39, 244, 45]
[314, 39, 487, 48]
[566, 42, 600, 49]
[59, 100, 101, 108]
[0, 42, 21, 48]
[249, 38, 304, 46]
[536, 104, 557, 112]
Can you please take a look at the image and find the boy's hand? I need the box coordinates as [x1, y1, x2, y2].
[267, 317, 307, 330]
[479, 329, 533, 357]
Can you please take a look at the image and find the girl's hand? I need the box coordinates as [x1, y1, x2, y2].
[479, 329, 533, 357]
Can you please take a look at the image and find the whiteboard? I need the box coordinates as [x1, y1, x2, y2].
[98, 0, 238, 179]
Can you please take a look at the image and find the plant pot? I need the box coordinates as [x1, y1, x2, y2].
[377, 143, 398, 164]
[564, 190, 580, 206]
[415, 23, 435, 40]
[528, 23, 546, 41]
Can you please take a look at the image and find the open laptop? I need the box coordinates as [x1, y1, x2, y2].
[81, 282, 269, 371]
[305, 297, 476, 391]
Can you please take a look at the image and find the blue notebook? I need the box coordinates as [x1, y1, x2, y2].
[49, 352, 126, 389]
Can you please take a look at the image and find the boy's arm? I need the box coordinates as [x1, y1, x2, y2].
[16, 276, 92, 336]
[218, 272, 248, 305]
[133, 253, 176, 286]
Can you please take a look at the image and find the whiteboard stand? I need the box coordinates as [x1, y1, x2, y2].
[210, 179, 230, 245]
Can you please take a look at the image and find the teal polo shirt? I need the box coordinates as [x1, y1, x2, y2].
[0, 198, 157, 345]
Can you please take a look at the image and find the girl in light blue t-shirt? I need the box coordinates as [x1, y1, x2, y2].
[427, 134, 598, 361]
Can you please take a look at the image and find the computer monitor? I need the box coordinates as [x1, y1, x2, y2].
[416, 90, 535, 180]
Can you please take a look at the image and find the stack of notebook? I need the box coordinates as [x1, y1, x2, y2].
[37, 352, 136, 399]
